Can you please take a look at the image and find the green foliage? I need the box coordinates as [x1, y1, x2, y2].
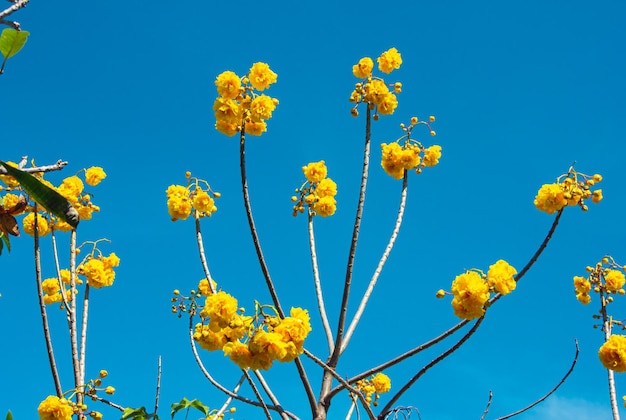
[170, 397, 210, 418]
[0, 161, 80, 228]
[0, 28, 29, 73]
[121, 406, 159, 420]
[5, 411, 12, 420]
[0, 232, 9, 255]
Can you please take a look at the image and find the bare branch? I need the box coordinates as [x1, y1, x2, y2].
[342, 171, 408, 352]
[195, 214, 216, 293]
[378, 317, 484, 417]
[33, 205, 63, 396]
[154, 356, 162, 416]
[0, 158, 67, 175]
[479, 390, 493, 420]
[496, 340, 579, 419]
[0, 0, 28, 30]
[243, 370, 272, 419]
[307, 210, 334, 352]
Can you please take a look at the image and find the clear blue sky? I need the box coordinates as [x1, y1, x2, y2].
[2, 1, 625, 419]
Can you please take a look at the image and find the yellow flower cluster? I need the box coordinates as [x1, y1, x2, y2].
[41, 269, 81, 305]
[355, 373, 391, 406]
[77, 252, 120, 289]
[534, 169, 602, 214]
[166, 172, 220, 222]
[441, 260, 517, 320]
[291, 160, 338, 217]
[213, 62, 279, 137]
[0, 161, 20, 188]
[573, 256, 626, 305]
[14, 166, 107, 236]
[349, 48, 402, 119]
[599, 334, 626, 372]
[37, 395, 74, 420]
[381, 116, 441, 179]
[191, 286, 311, 370]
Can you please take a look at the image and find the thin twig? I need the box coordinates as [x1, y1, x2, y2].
[496, 340, 579, 419]
[154, 356, 162, 416]
[307, 210, 334, 352]
[0, 158, 66, 175]
[195, 213, 216, 294]
[332, 107, 372, 363]
[33, 207, 63, 396]
[342, 171, 408, 352]
[212, 375, 245, 420]
[238, 130, 316, 413]
[89, 395, 125, 411]
[600, 291, 621, 420]
[378, 317, 484, 417]
[79, 284, 90, 386]
[254, 370, 291, 420]
[0, 0, 28, 30]
[303, 348, 376, 420]
[243, 369, 272, 419]
[479, 390, 493, 420]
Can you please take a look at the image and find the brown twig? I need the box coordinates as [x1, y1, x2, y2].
[0, 158, 67, 175]
[479, 390, 493, 420]
[33, 206, 63, 396]
[378, 317, 484, 417]
[495, 340, 579, 419]
[0, 0, 28, 30]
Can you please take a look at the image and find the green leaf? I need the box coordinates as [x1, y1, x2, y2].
[0, 161, 79, 228]
[6, 410, 13, 420]
[0, 28, 29, 59]
[171, 398, 209, 418]
[0, 232, 9, 255]
[121, 407, 149, 420]
[188, 400, 209, 415]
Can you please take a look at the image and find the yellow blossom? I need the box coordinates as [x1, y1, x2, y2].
[377, 92, 398, 115]
[451, 271, 490, 320]
[423, 145, 442, 167]
[213, 97, 242, 124]
[605, 270, 625, 293]
[316, 178, 337, 198]
[372, 373, 391, 394]
[23, 213, 50, 236]
[377, 47, 402, 74]
[58, 176, 84, 201]
[302, 161, 328, 183]
[381, 143, 404, 180]
[215, 70, 242, 99]
[352, 57, 374, 78]
[249, 94, 278, 122]
[200, 291, 238, 327]
[599, 334, 626, 372]
[85, 167, 106, 186]
[193, 190, 217, 215]
[487, 260, 517, 295]
[534, 183, 567, 214]
[37, 395, 73, 420]
[248, 62, 277, 91]
[244, 120, 267, 136]
[313, 196, 336, 217]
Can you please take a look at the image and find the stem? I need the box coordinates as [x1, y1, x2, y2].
[243, 370, 272, 420]
[33, 209, 63, 396]
[601, 291, 621, 420]
[238, 129, 316, 413]
[154, 356, 162, 416]
[378, 317, 484, 417]
[254, 370, 290, 420]
[0, 0, 29, 30]
[195, 213, 216, 294]
[69, 230, 82, 396]
[307, 210, 334, 352]
[342, 171, 408, 352]
[79, 284, 90, 386]
[212, 375, 245, 420]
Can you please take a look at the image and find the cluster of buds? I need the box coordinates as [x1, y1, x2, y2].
[291, 160, 337, 217]
[380, 116, 441, 179]
[354, 373, 392, 406]
[534, 167, 603, 214]
[574, 256, 626, 305]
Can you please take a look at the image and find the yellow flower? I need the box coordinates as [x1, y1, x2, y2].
[78, 255, 117, 289]
[352, 57, 374, 78]
[104, 386, 115, 395]
[313, 196, 336, 217]
[85, 167, 106, 186]
[215, 70, 242, 99]
[576, 293, 591, 304]
[599, 334, 626, 372]
[302, 161, 328, 183]
[451, 271, 490, 320]
[198, 278, 217, 296]
[534, 183, 567, 214]
[193, 190, 217, 215]
[1, 193, 21, 210]
[166, 185, 192, 221]
[58, 176, 84, 201]
[573, 276, 591, 294]
[487, 260, 517, 295]
[37, 395, 73, 420]
[377, 92, 398, 115]
[244, 120, 267, 136]
[372, 373, 391, 394]
[23, 213, 50, 236]
[200, 291, 238, 327]
[249, 94, 278, 122]
[605, 270, 626, 293]
[381, 142, 404, 180]
[213, 97, 242, 124]
[248, 62, 277, 91]
[592, 189, 603, 204]
[194, 323, 228, 351]
[364, 79, 390, 105]
[215, 119, 240, 136]
[423, 145, 442, 167]
[399, 145, 421, 170]
[223, 340, 254, 369]
[315, 178, 337, 198]
[0, 161, 19, 187]
[377, 47, 402, 74]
